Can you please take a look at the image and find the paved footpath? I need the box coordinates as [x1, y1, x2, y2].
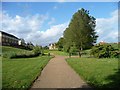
[31, 55, 90, 88]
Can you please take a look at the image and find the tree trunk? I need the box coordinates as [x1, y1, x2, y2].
[80, 42, 83, 51]
[79, 42, 83, 57]
[78, 51, 81, 57]
[69, 52, 71, 58]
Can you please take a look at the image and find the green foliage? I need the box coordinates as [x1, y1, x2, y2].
[110, 51, 119, 58]
[33, 45, 42, 56]
[63, 44, 70, 52]
[26, 42, 34, 50]
[91, 44, 119, 58]
[66, 58, 119, 88]
[43, 46, 49, 50]
[63, 8, 98, 52]
[109, 43, 119, 50]
[2, 46, 43, 59]
[69, 44, 79, 55]
[57, 37, 64, 51]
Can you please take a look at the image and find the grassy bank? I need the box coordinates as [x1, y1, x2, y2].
[66, 57, 119, 88]
[2, 56, 52, 89]
[2, 46, 29, 53]
[2, 46, 44, 59]
[2, 46, 52, 89]
[49, 50, 68, 56]
[2, 46, 35, 58]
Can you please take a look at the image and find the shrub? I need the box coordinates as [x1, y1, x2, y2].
[110, 51, 119, 58]
[69, 45, 79, 55]
[91, 44, 119, 58]
[33, 46, 42, 56]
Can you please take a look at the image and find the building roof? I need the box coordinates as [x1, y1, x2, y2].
[0, 30, 19, 39]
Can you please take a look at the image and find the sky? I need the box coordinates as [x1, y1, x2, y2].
[1, 2, 118, 46]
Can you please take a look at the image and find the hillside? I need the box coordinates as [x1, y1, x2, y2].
[2, 46, 29, 53]
[1, 46, 34, 59]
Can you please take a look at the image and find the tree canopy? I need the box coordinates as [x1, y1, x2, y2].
[61, 8, 98, 53]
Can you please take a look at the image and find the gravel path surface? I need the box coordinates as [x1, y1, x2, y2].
[31, 55, 90, 88]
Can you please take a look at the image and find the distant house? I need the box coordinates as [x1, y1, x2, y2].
[99, 41, 106, 45]
[0, 31, 19, 46]
[0, 31, 26, 47]
[49, 43, 57, 50]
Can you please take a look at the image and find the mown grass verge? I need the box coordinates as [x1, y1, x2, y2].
[49, 50, 68, 56]
[66, 57, 119, 89]
[2, 56, 53, 89]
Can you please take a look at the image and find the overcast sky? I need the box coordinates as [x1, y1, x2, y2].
[1, 2, 118, 46]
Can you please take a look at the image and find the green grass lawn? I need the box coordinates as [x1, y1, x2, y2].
[2, 46, 35, 58]
[49, 50, 68, 56]
[2, 56, 52, 89]
[2, 46, 28, 53]
[66, 57, 119, 88]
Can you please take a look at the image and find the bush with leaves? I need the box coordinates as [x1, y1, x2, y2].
[69, 45, 79, 55]
[33, 45, 42, 56]
[91, 44, 119, 58]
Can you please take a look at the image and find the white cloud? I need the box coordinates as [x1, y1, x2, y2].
[56, 0, 65, 2]
[96, 9, 118, 43]
[1, 11, 68, 46]
[1, 9, 117, 46]
[48, 17, 56, 25]
[40, 22, 68, 45]
[24, 22, 68, 46]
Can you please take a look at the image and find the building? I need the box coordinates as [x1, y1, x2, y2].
[99, 41, 106, 45]
[49, 43, 57, 50]
[0, 31, 26, 47]
[18, 38, 26, 46]
[0, 31, 19, 46]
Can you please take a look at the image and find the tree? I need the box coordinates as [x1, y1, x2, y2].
[33, 45, 42, 56]
[57, 37, 64, 51]
[27, 42, 34, 50]
[63, 8, 98, 55]
[43, 46, 49, 50]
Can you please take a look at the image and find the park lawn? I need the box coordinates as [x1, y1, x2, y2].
[49, 50, 68, 56]
[2, 56, 52, 89]
[66, 57, 119, 88]
[2, 46, 28, 53]
[2, 46, 35, 59]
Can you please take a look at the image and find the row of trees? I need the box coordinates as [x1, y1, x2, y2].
[57, 8, 98, 56]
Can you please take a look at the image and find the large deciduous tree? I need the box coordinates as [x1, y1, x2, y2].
[63, 8, 98, 54]
[57, 37, 65, 51]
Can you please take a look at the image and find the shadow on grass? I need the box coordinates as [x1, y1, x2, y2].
[103, 68, 120, 88]
[94, 68, 120, 90]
